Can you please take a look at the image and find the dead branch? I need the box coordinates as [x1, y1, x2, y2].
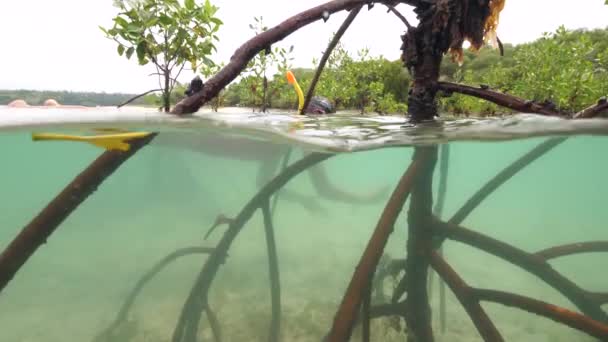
[171, 0, 421, 115]
[437, 82, 565, 117]
[0, 134, 157, 294]
[534, 241, 608, 260]
[172, 153, 333, 342]
[429, 251, 504, 341]
[301, 5, 363, 115]
[431, 220, 608, 322]
[472, 288, 608, 340]
[326, 149, 423, 342]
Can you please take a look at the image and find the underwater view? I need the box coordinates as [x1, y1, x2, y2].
[0, 107, 606, 342]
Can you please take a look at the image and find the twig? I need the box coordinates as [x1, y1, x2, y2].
[362, 282, 372, 342]
[534, 241, 608, 260]
[438, 82, 565, 117]
[472, 288, 608, 340]
[117, 89, 162, 108]
[384, 4, 413, 29]
[431, 220, 608, 322]
[429, 251, 504, 341]
[261, 200, 281, 342]
[301, 5, 363, 115]
[327, 149, 423, 341]
[172, 153, 333, 342]
[204, 214, 234, 240]
[0, 134, 157, 293]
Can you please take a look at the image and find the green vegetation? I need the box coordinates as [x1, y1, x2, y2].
[440, 26, 608, 115]
[0, 89, 155, 107]
[100, 0, 223, 112]
[5, 23, 606, 116]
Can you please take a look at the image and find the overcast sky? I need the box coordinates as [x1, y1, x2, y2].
[1, 0, 607, 93]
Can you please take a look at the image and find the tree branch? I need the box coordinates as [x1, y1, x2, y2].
[438, 81, 565, 117]
[117, 88, 162, 108]
[472, 288, 608, 340]
[534, 241, 608, 260]
[171, 0, 421, 115]
[327, 151, 422, 341]
[429, 251, 504, 341]
[301, 5, 363, 114]
[0, 134, 157, 293]
[574, 97, 608, 119]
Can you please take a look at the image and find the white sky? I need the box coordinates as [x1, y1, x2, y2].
[1, 0, 607, 93]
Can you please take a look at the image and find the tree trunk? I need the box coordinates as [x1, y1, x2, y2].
[163, 72, 171, 113]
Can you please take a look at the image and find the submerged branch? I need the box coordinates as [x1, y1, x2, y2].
[534, 241, 608, 260]
[261, 201, 282, 342]
[327, 150, 423, 341]
[95, 247, 216, 342]
[429, 251, 504, 341]
[438, 82, 565, 117]
[0, 134, 157, 294]
[431, 220, 608, 322]
[302, 5, 363, 115]
[472, 288, 608, 340]
[173, 153, 333, 342]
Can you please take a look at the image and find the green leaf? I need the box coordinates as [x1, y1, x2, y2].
[117, 44, 125, 56]
[126, 47, 135, 59]
[185, 0, 194, 10]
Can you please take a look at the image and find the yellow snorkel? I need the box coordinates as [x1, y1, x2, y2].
[286, 70, 304, 113]
[31, 131, 153, 152]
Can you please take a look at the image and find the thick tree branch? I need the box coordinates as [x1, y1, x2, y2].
[171, 0, 419, 115]
[438, 81, 565, 117]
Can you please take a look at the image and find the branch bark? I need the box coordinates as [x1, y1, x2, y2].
[438, 82, 565, 117]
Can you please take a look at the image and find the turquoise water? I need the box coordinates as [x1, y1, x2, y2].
[0, 113, 606, 341]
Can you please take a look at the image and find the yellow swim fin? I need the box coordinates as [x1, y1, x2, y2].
[286, 70, 304, 113]
[31, 131, 153, 152]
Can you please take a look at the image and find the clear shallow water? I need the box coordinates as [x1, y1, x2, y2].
[0, 107, 606, 341]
